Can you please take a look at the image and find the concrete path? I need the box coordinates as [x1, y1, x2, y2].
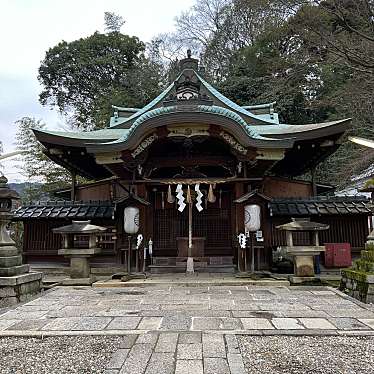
[1, 285, 374, 373]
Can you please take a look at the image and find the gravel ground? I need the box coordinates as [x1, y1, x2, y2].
[239, 336, 374, 374]
[0, 336, 125, 374]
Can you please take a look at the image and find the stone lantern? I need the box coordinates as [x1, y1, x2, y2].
[53, 220, 107, 285]
[0, 175, 42, 306]
[277, 217, 329, 282]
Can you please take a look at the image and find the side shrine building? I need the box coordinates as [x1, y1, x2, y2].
[15, 53, 372, 274]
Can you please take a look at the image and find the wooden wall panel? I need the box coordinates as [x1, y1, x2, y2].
[263, 177, 313, 198]
[76, 183, 111, 201]
[269, 215, 369, 250]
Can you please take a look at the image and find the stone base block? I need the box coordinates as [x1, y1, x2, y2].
[289, 276, 322, 285]
[0, 273, 42, 307]
[120, 273, 146, 282]
[0, 255, 22, 267]
[61, 277, 95, 286]
[0, 246, 19, 257]
[293, 255, 315, 277]
[0, 272, 42, 286]
[0, 264, 29, 276]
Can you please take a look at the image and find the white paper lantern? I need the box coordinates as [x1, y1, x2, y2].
[124, 206, 140, 234]
[244, 204, 261, 232]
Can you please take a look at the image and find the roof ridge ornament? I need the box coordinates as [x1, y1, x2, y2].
[179, 49, 199, 72]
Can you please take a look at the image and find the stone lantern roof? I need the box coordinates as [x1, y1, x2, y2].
[52, 220, 107, 235]
[276, 217, 329, 232]
[0, 175, 20, 200]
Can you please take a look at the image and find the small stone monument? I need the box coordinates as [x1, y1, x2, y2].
[53, 220, 106, 285]
[277, 218, 329, 283]
[0, 175, 42, 306]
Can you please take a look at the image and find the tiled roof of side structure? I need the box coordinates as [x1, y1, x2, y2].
[13, 201, 114, 220]
[107, 105, 275, 145]
[269, 196, 372, 216]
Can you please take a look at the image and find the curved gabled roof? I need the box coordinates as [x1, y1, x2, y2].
[86, 105, 294, 153]
[113, 105, 265, 142]
[109, 81, 175, 128]
[32, 128, 128, 147]
[109, 69, 279, 129]
[252, 119, 351, 139]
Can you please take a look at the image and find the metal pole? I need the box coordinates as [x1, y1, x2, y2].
[251, 233, 255, 273]
[135, 243, 139, 273]
[188, 201, 192, 257]
[186, 198, 194, 274]
[143, 247, 146, 273]
[127, 235, 132, 274]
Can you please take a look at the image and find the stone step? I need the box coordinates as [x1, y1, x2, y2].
[149, 264, 235, 274]
[0, 255, 22, 268]
[152, 256, 234, 266]
[0, 264, 29, 277]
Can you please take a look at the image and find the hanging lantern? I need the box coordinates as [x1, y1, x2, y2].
[124, 206, 140, 234]
[161, 191, 165, 210]
[167, 185, 175, 204]
[207, 184, 216, 203]
[186, 185, 192, 204]
[244, 204, 261, 232]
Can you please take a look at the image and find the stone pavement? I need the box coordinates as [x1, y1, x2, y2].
[1, 284, 374, 373]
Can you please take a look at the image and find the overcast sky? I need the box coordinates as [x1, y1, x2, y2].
[0, 0, 194, 181]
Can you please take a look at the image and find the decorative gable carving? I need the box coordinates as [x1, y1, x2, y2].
[163, 69, 213, 107]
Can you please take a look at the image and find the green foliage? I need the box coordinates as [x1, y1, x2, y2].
[104, 12, 125, 33]
[14, 117, 71, 202]
[38, 31, 164, 129]
[218, 26, 334, 124]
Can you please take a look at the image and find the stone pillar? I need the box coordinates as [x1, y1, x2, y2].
[0, 176, 42, 307]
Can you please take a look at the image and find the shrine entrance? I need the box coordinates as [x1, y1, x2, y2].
[151, 184, 234, 259]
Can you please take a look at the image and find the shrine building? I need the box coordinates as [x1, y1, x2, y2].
[14, 53, 372, 274]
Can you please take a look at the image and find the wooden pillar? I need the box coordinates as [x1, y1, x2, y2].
[235, 183, 245, 234]
[311, 167, 317, 197]
[234, 183, 244, 271]
[137, 184, 147, 269]
[71, 171, 76, 201]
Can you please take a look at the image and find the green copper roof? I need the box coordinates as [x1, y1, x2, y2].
[110, 69, 279, 129]
[242, 102, 276, 110]
[251, 119, 351, 135]
[108, 105, 273, 145]
[110, 82, 175, 128]
[33, 128, 128, 141]
[196, 73, 279, 124]
[112, 106, 140, 112]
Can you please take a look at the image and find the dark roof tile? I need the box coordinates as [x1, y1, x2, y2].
[270, 196, 372, 217]
[13, 201, 114, 220]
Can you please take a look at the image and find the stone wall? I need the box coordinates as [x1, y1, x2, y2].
[340, 243, 374, 303]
